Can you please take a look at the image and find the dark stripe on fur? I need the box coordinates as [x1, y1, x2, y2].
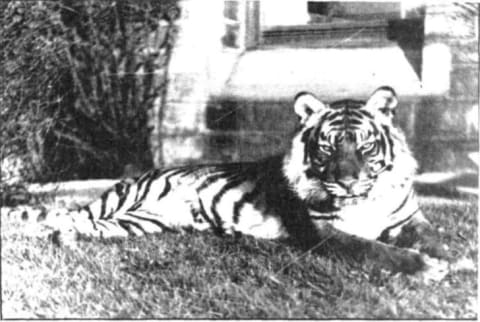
[127, 200, 143, 212]
[118, 219, 146, 235]
[99, 190, 109, 219]
[134, 170, 156, 201]
[142, 168, 177, 201]
[116, 181, 130, 211]
[126, 213, 175, 232]
[389, 188, 414, 216]
[301, 128, 313, 164]
[383, 209, 419, 232]
[83, 206, 98, 230]
[381, 125, 395, 160]
[310, 214, 340, 220]
[232, 179, 263, 224]
[198, 197, 223, 234]
[136, 169, 161, 202]
[176, 165, 204, 178]
[209, 173, 248, 229]
[95, 221, 109, 230]
[196, 168, 240, 191]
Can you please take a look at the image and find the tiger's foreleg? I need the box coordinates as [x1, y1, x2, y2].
[315, 224, 448, 281]
[379, 210, 448, 259]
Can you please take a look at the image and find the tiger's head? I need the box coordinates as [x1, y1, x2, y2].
[283, 86, 416, 209]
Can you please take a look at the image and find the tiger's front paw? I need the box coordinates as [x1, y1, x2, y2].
[393, 220, 448, 259]
[381, 247, 449, 282]
[418, 237, 448, 259]
[383, 247, 426, 274]
[418, 255, 449, 282]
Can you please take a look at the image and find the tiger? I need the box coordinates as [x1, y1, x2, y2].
[11, 86, 447, 277]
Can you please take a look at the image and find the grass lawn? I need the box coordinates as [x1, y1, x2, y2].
[1, 193, 477, 319]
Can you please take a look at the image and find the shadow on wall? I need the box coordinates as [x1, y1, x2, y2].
[387, 17, 424, 80]
[414, 98, 479, 172]
[205, 98, 295, 163]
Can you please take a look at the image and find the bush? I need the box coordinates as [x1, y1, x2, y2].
[0, 0, 178, 183]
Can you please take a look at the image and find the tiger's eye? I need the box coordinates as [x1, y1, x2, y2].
[318, 144, 333, 154]
[360, 142, 376, 154]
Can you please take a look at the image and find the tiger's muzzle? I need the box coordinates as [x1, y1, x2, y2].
[322, 178, 374, 207]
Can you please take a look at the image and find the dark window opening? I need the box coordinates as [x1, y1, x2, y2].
[222, 1, 241, 48]
[307, 2, 401, 24]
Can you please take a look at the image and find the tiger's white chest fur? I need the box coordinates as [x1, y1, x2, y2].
[284, 147, 419, 240]
[329, 146, 419, 239]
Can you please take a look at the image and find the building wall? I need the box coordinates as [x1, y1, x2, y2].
[414, 3, 478, 172]
[153, 0, 224, 167]
[157, 1, 478, 174]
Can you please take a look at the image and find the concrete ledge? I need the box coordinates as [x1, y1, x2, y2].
[220, 47, 429, 101]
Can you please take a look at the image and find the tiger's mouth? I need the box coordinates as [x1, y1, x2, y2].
[306, 195, 368, 214]
[305, 190, 368, 212]
[331, 195, 368, 208]
[320, 179, 374, 208]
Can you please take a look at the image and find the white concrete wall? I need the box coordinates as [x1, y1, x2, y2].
[221, 47, 425, 101]
[260, 0, 309, 27]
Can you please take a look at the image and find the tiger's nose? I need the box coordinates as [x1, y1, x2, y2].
[337, 177, 356, 189]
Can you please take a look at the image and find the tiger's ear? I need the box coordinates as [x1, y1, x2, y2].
[365, 86, 398, 122]
[294, 92, 327, 124]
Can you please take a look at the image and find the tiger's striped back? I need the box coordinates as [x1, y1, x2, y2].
[56, 157, 291, 240]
